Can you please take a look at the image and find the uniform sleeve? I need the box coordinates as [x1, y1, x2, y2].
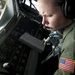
[54, 42, 75, 75]
[54, 28, 75, 75]
[54, 69, 74, 75]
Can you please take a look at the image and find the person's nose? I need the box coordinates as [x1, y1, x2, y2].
[42, 16, 49, 25]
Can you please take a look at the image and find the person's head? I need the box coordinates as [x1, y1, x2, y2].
[37, 0, 73, 31]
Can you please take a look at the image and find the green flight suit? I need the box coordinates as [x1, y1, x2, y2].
[54, 22, 75, 75]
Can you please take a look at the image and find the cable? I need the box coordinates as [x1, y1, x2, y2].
[17, 0, 41, 24]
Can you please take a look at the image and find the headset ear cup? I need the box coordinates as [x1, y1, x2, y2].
[61, 0, 68, 17]
[67, 0, 75, 19]
[62, 0, 75, 19]
[64, 0, 68, 16]
[64, 0, 72, 18]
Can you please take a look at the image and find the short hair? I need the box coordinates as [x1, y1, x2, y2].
[37, 0, 64, 6]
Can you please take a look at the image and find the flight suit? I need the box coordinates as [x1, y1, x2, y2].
[54, 22, 75, 75]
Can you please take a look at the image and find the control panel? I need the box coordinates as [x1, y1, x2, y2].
[0, 17, 40, 75]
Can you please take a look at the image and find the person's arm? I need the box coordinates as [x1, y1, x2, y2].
[54, 27, 75, 75]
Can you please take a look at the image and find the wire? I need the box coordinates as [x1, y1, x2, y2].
[17, 0, 42, 24]
[41, 50, 53, 64]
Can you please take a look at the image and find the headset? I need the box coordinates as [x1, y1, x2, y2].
[61, 0, 75, 19]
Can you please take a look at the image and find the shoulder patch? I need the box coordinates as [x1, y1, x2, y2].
[59, 57, 75, 73]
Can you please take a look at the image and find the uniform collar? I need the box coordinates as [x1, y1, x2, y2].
[63, 21, 75, 41]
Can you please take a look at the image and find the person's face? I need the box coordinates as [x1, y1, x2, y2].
[37, 0, 69, 31]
